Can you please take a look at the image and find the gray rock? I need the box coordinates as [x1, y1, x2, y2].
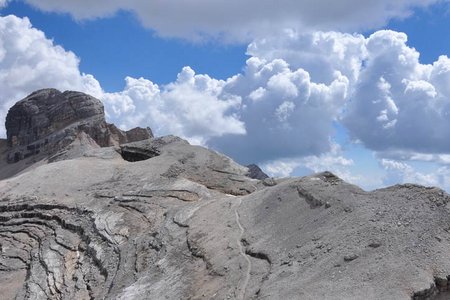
[1, 90, 450, 300]
[246, 163, 269, 180]
[6, 89, 104, 148]
[344, 254, 359, 262]
[262, 177, 277, 186]
[119, 136, 184, 162]
[4, 89, 152, 165]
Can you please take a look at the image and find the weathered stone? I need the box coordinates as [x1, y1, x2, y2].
[6, 89, 104, 148]
[246, 163, 269, 180]
[344, 254, 359, 262]
[262, 177, 277, 186]
[119, 136, 181, 162]
[368, 241, 382, 248]
[4, 89, 152, 164]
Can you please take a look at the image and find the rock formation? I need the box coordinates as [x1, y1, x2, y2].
[1, 90, 450, 300]
[4, 89, 152, 164]
[246, 164, 269, 180]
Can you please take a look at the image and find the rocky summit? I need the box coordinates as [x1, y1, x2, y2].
[0, 90, 450, 300]
[0, 89, 152, 180]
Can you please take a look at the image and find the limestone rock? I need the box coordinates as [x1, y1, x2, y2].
[246, 163, 269, 180]
[4, 89, 152, 164]
[6, 89, 104, 148]
[107, 123, 153, 146]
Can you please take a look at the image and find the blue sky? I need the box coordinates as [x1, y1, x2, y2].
[1, 1, 248, 90]
[1, 0, 450, 191]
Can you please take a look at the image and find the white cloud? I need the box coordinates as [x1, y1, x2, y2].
[248, 30, 367, 83]
[104, 48, 350, 162]
[262, 143, 354, 180]
[0, 15, 102, 137]
[0, 0, 9, 8]
[262, 149, 450, 192]
[375, 150, 450, 166]
[3, 15, 450, 172]
[13, 0, 446, 42]
[0, 15, 349, 162]
[3, 13, 450, 195]
[208, 56, 349, 163]
[343, 31, 450, 155]
[102, 67, 245, 145]
[380, 159, 450, 189]
[263, 159, 302, 178]
[249, 29, 450, 159]
[0, 16, 245, 145]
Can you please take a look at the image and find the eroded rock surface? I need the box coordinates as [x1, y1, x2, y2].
[4, 89, 152, 165]
[1, 90, 450, 300]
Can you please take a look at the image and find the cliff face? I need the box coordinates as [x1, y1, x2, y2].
[4, 89, 152, 164]
[6, 89, 104, 148]
[0, 90, 450, 300]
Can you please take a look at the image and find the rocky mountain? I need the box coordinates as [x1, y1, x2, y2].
[0, 89, 152, 180]
[0, 90, 450, 300]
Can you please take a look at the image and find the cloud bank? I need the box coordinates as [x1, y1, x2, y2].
[102, 69, 245, 145]
[381, 159, 450, 189]
[81, 28, 450, 166]
[1, 14, 450, 192]
[17, 0, 446, 41]
[2, 15, 450, 165]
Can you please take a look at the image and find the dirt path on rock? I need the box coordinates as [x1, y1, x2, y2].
[234, 197, 252, 300]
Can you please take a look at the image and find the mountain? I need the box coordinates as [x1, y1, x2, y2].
[0, 90, 449, 300]
[0, 89, 152, 180]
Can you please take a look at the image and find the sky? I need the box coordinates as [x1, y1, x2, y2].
[1, 0, 450, 192]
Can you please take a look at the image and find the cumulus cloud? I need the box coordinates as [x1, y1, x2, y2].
[3, 14, 450, 173]
[249, 29, 450, 162]
[343, 31, 450, 155]
[262, 143, 357, 183]
[99, 29, 450, 166]
[0, 15, 245, 146]
[247, 30, 367, 83]
[380, 159, 450, 189]
[208, 56, 349, 163]
[0, 15, 102, 137]
[263, 159, 301, 178]
[3, 13, 450, 195]
[101, 35, 352, 163]
[12, 0, 446, 41]
[102, 68, 245, 145]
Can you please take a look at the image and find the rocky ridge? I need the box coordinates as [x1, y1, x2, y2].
[0, 90, 450, 300]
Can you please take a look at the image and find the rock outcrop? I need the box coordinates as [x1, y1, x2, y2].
[4, 89, 152, 164]
[1, 90, 450, 300]
[246, 164, 269, 180]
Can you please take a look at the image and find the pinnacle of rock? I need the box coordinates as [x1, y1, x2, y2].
[246, 164, 269, 180]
